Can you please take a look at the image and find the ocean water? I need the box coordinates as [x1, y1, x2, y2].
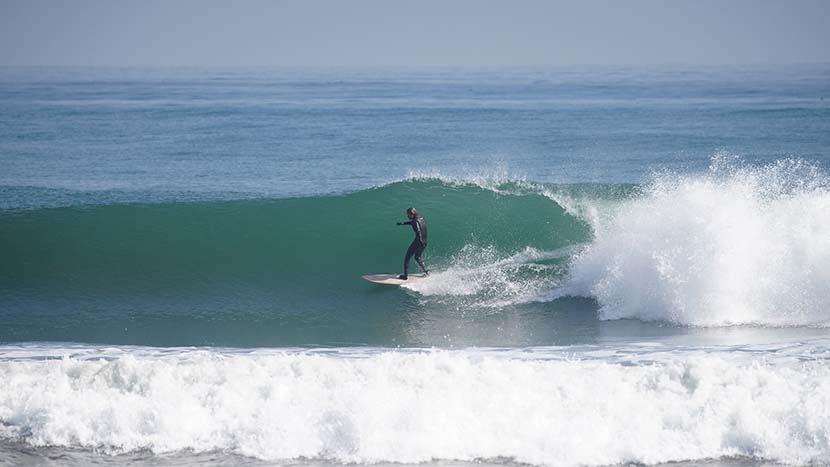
[1, 65, 829, 466]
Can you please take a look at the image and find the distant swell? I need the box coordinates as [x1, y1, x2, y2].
[1, 344, 828, 466]
[559, 156, 830, 326]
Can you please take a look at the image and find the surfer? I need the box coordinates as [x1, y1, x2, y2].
[396, 207, 429, 280]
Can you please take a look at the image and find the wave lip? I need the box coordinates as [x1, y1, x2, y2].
[561, 157, 830, 327]
[1, 343, 829, 466]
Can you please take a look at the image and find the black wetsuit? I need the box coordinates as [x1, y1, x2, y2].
[399, 215, 428, 277]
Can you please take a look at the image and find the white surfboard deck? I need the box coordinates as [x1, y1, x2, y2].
[362, 273, 427, 285]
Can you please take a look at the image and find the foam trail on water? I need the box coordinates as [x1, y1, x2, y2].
[1, 343, 829, 466]
[557, 156, 830, 326]
[403, 245, 576, 308]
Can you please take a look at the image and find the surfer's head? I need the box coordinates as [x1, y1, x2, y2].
[406, 207, 418, 219]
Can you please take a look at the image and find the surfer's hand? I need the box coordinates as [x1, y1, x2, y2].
[396, 222, 403, 225]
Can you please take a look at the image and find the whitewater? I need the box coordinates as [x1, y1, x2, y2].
[560, 157, 830, 326]
[1, 341, 829, 466]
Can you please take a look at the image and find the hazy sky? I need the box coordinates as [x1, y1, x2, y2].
[1, 0, 829, 67]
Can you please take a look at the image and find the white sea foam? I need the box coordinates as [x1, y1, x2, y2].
[1, 343, 829, 466]
[402, 245, 575, 308]
[557, 157, 830, 326]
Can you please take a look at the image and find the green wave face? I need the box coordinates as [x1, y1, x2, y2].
[0, 179, 593, 346]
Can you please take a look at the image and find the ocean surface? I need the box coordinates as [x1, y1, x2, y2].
[1, 65, 829, 466]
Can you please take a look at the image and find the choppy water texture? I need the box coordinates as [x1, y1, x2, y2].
[1, 66, 829, 466]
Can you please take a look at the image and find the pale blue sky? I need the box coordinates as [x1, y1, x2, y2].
[1, 0, 828, 67]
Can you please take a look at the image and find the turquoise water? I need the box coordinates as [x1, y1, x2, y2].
[1, 66, 829, 466]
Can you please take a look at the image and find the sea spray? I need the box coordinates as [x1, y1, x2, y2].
[559, 157, 830, 326]
[404, 245, 576, 308]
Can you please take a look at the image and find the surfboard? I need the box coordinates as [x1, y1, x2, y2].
[362, 273, 427, 285]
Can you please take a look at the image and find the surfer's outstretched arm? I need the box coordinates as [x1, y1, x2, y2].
[396, 221, 414, 226]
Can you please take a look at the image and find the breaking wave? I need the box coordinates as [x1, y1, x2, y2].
[0, 343, 828, 466]
[558, 156, 830, 326]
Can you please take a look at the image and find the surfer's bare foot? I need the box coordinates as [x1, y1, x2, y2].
[398, 274, 408, 280]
